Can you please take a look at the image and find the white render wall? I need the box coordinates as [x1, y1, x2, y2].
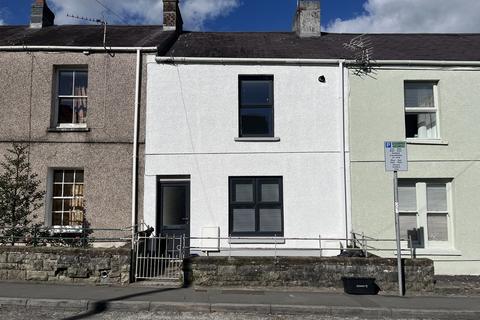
[144, 57, 348, 255]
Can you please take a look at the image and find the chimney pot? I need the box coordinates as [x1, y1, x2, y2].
[163, 0, 183, 32]
[293, 0, 321, 37]
[30, 0, 55, 28]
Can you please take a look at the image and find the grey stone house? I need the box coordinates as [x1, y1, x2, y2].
[0, 0, 181, 240]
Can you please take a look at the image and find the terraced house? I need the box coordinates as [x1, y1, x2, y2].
[144, 1, 352, 256]
[348, 34, 480, 275]
[1, 0, 478, 279]
[144, 1, 480, 276]
[0, 0, 180, 240]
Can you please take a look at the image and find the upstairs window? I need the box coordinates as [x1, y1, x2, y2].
[51, 169, 84, 227]
[229, 177, 283, 236]
[239, 75, 274, 137]
[56, 69, 88, 127]
[404, 81, 439, 139]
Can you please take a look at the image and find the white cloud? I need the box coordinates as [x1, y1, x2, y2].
[326, 0, 480, 33]
[181, 0, 240, 30]
[0, 8, 5, 25]
[47, 0, 240, 30]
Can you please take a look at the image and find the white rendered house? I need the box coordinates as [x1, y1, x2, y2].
[143, 58, 350, 256]
[143, 2, 351, 256]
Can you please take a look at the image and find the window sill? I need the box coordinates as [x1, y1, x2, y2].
[48, 127, 90, 132]
[49, 225, 83, 234]
[229, 237, 285, 244]
[414, 248, 462, 256]
[234, 137, 280, 142]
[406, 138, 448, 145]
[397, 248, 461, 256]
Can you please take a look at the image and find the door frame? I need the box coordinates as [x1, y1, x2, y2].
[156, 178, 190, 241]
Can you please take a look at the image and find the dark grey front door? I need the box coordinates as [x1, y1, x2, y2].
[157, 181, 190, 242]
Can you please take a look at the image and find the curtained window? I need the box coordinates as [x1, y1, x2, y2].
[398, 180, 451, 247]
[52, 169, 84, 226]
[404, 81, 439, 139]
[57, 70, 88, 127]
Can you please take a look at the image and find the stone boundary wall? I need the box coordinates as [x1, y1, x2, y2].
[0, 246, 131, 284]
[186, 256, 435, 293]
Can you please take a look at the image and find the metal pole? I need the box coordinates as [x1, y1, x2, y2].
[393, 171, 404, 296]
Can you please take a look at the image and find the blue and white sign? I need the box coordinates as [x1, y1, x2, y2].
[384, 141, 408, 172]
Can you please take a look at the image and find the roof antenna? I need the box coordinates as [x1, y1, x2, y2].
[343, 34, 375, 76]
[66, 13, 110, 51]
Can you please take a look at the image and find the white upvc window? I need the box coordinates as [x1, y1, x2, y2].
[398, 180, 453, 249]
[55, 69, 88, 128]
[404, 81, 439, 140]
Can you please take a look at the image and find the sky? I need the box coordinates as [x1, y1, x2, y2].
[1, 0, 480, 33]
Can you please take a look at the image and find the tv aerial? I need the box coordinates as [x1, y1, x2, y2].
[344, 34, 375, 75]
[66, 13, 110, 50]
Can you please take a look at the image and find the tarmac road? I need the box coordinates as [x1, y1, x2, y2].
[0, 282, 479, 319]
[0, 307, 416, 320]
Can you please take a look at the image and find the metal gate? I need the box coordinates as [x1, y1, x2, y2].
[134, 235, 185, 281]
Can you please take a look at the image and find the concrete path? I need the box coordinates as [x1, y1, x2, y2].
[0, 282, 479, 319]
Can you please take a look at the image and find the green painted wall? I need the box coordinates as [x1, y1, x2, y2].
[349, 68, 480, 275]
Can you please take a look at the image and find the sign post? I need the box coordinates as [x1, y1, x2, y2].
[384, 141, 408, 297]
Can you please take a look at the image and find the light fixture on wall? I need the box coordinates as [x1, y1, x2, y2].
[318, 75, 326, 83]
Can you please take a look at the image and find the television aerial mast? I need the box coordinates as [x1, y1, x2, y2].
[343, 34, 375, 75]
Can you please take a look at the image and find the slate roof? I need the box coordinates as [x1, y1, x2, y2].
[0, 25, 175, 48]
[166, 32, 480, 61]
[2, 26, 480, 61]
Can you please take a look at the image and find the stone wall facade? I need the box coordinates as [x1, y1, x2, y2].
[0, 246, 130, 284]
[187, 256, 435, 293]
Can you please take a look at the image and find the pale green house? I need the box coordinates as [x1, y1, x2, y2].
[348, 34, 480, 275]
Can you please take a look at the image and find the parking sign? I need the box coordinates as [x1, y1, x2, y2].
[384, 141, 408, 172]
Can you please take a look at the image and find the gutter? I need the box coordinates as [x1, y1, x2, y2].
[156, 56, 480, 67]
[156, 56, 344, 65]
[366, 60, 480, 66]
[0, 46, 157, 52]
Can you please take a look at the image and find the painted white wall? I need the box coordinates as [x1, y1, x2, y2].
[144, 57, 348, 256]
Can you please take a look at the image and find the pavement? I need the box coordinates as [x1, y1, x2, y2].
[0, 282, 479, 319]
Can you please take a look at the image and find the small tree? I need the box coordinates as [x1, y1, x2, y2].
[0, 144, 45, 245]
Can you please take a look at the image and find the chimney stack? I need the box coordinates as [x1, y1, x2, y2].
[163, 0, 183, 32]
[30, 0, 55, 28]
[293, 0, 321, 37]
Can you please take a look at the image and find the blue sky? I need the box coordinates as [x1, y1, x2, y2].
[1, 0, 480, 33]
[0, 0, 366, 30]
[206, 1, 366, 32]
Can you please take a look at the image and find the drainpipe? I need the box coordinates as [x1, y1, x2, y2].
[339, 60, 350, 240]
[131, 49, 142, 248]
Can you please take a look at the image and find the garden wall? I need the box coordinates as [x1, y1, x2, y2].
[186, 256, 435, 293]
[0, 246, 130, 284]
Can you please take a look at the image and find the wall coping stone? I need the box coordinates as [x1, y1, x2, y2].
[0, 246, 130, 257]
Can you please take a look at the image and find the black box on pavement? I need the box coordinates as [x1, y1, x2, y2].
[341, 277, 379, 295]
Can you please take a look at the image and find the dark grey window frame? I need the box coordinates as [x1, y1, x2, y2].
[238, 75, 274, 137]
[229, 176, 283, 237]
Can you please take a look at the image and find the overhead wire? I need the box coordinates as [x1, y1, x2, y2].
[93, 0, 129, 24]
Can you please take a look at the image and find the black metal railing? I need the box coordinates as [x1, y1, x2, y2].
[0, 225, 132, 248]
